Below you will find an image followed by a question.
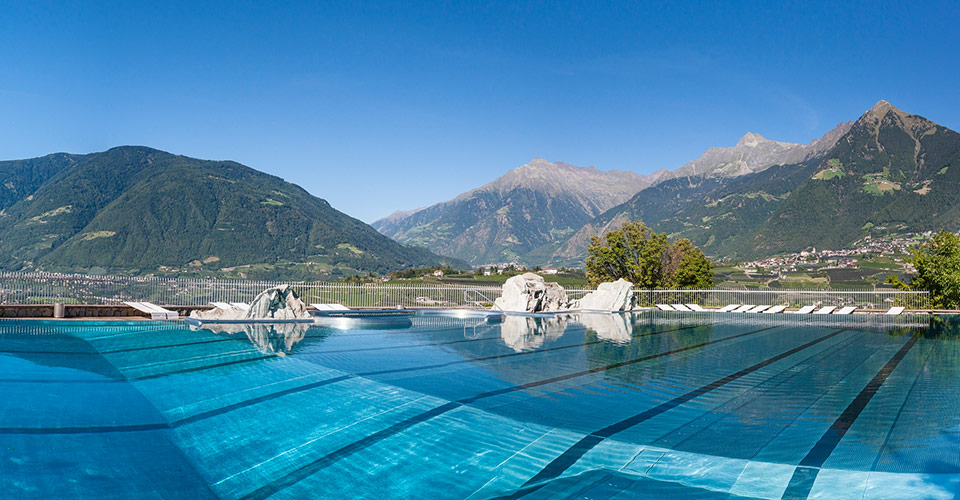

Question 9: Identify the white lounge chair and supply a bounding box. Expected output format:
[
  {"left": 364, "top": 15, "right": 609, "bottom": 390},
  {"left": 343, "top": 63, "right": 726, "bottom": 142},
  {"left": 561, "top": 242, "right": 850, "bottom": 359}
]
[
  {"left": 655, "top": 304, "right": 675, "bottom": 311},
  {"left": 718, "top": 304, "right": 740, "bottom": 312},
  {"left": 124, "top": 301, "right": 178, "bottom": 320},
  {"left": 210, "top": 301, "right": 232, "bottom": 309},
  {"left": 733, "top": 304, "right": 756, "bottom": 313},
  {"left": 764, "top": 305, "right": 788, "bottom": 314},
  {"left": 834, "top": 306, "right": 856, "bottom": 315},
  {"left": 813, "top": 306, "right": 837, "bottom": 315},
  {"left": 686, "top": 304, "right": 707, "bottom": 312},
  {"left": 885, "top": 306, "right": 905, "bottom": 315},
  {"left": 746, "top": 305, "right": 771, "bottom": 313},
  {"left": 311, "top": 303, "right": 351, "bottom": 311},
  {"left": 230, "top": 302, "right": 251, "bottom": 311},
  {"left": 791, "top": 305, "right": 817, "bottom": 314},
  {"left": 671, "top": 304, "right": 692, "bottom": 312}
]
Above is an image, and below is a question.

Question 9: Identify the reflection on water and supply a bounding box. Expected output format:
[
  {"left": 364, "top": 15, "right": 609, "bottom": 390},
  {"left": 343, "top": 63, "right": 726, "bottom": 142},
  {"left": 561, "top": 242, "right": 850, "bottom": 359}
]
[
  {"left": 500, "top": 315, "right": 568, "bottom": 351},
  {"left": 189, "top": 322, "right": 311, "bottom": 356},
  {"left": 571, "top": 312, "right": 637, "bottom": 344}
]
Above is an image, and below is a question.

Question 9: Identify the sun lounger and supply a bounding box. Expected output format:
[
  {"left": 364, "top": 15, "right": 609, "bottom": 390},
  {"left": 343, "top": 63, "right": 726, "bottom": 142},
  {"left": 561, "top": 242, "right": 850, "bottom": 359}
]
[
  {"left": 655, "top": 304, "right": 675, "bottom": 311},
  {"left": 746, "top": 305, "right": 771, "bottom": 313},
  {"left": 686, "top": 304, "right": 707, "bottom": 312},
  {"left": 791, "top": 305, "right": 817, "bottom": 314},
  {"left": 834, "top": 306, "right": 856, "bottom": 315},
  {"left": 124, "top": 301, "right": 178, "bottom": 320},
  {"left": 671, "top": 304, "right": 692, "bottom": 311},
  {"left": 764, "top": 305, "right": 788, "bottom": 314},
  {"left": 718, "top": 304, "right": 740, "bottom": 312},
  {"left": 311, "top": 303, "right": 350, "bottom": 311},
  {"left": 733, "top": 304, "right": 756, "bottom": 313},
  {"left": 813, "top": 306, "right": 837, "bottom": 315},
  {"left": 885, "top": 306, "right": 905, "bottom": 315},
  {"left": 230, "top": 302, "right": 250, "bottom": 311}
]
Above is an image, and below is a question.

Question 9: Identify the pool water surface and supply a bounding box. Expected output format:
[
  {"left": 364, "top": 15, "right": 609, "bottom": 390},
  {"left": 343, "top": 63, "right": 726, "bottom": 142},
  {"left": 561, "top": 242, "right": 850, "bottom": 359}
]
[{"left": 1, "top": 311, "right": 959, "bottom": 499}]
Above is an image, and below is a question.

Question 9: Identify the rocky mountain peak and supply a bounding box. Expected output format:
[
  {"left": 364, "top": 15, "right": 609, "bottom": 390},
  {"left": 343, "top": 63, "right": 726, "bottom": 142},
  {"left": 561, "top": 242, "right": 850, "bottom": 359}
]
[
  {"left": 860, "top": 100, "right": 901, "bottom": 121},
  {"left": 856, "top": 99, "right": 936, "bottom": 139},
  {"left": 870, "top": 99, "right": 894, "bottom": 113},
  {"left": 736, "top": 132, "right": 767, "bottom": 148}
]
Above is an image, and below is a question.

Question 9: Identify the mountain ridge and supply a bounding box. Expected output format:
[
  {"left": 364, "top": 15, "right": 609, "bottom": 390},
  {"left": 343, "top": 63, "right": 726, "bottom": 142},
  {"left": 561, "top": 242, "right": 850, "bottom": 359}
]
[
  {"left": 548, "top": 100, "right": 960, "bottom": 265},
  {"left": 375, "top": 114, "right": 856, "bottom": 265},
  {"left": 0, "top": 146, "right": 463, "bottom": 278},
  {"left": 372, "top": 158, "right": 656, "bottom": 264}
]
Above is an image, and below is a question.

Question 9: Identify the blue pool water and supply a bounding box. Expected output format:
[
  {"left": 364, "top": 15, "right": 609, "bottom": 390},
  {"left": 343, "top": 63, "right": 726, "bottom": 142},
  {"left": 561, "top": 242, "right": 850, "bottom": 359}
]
[{"left": 1, "top": 311, "right": 959, "bottom": 499}]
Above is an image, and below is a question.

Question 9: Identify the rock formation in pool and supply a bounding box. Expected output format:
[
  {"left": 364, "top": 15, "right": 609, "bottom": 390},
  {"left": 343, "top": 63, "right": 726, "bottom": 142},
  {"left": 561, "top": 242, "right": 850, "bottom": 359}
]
[
  {"left": 493, "top": 273, "right": 635, "bottom": 313},
  {"left": 494, "top": 273, "right": 568, "bottom": 313},
  {"left": 189, "top": 284, "right": 311, "bottom": 321},
  {"left": 570, "top": 279, "right": 634, "bottom": 311}
]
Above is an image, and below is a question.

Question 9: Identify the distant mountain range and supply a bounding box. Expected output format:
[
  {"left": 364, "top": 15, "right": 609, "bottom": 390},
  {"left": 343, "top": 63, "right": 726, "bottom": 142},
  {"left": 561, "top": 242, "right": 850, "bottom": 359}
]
[
  {"left": 0, "top": 147, "right": 463, "bottom": 278},
  {"left": 4, "top": 101, "right": 954, "bottom": 278},
  {"left": 373, "top": 159, "right": 659, "bottom": 264},
  {"left": 376, "top": 101, "right": 960, "bottom": 267}
]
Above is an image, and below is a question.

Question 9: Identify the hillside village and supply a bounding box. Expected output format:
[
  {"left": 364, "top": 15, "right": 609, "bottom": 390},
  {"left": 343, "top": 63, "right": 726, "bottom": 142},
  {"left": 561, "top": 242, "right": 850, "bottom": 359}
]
[{"left": 740, "top": 232, "right": 926, "bottom": 279}]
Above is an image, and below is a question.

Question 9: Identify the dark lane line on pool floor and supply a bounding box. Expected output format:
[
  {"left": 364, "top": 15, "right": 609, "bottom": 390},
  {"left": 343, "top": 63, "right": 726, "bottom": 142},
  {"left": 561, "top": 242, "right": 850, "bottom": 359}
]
[
  {"left": 661, "top": 330, "right": 867, "bottom": 453},
  {"left": 131, "top": 320, "right": 705, "bottom": 380},
  {"left": 0, "top": 422, "right": 168, "bottom": 435},
  {"left": 2, "top": 323, "right": 503, "bottom": 355},
  {"left": 167, "top": 323, "right": 705, "bottom": 427},
  {"left": 504, "top": 328, "right": 852, "bottom": 499},
  {"left": 238, "top": 323, "right": 786, "bottom": 500},
  {"left": 99, "top": 323, "right": 514, "bottom": 354},
  {"left": 869, "top": 338, "right": 937, "bottom": 472},
  {"left": 0, "top": 322, "right": 708, "bottom": 434},
  {"left": 780, "top": 330, "right": 921, "bottom": 500}
]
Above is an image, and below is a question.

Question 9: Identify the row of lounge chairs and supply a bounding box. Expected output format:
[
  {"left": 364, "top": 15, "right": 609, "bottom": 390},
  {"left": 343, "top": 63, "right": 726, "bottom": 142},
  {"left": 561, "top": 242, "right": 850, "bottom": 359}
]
[
  {"left": 655, "top": 304, "right": 906, "bottom": 315},
  {"left": 311, "top": 303, "right": 351, "bottom": 311},
  {"left": 124, "top": 301, "right": 179, "bottom": 319}
]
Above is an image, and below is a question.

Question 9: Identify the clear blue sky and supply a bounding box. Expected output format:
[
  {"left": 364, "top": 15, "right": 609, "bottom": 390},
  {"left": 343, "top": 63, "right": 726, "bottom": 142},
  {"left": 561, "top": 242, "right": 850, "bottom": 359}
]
[{"left": 2, "top": 1, "right": 958, "bottom": 222}]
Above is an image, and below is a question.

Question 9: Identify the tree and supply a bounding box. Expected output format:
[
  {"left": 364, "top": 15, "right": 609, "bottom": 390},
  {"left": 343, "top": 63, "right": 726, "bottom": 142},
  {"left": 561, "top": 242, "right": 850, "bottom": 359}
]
[
  {"left": 585, "top": 221, "right": 714, "bottom": 288},
  {"left": 887, "top": 230, "right": 960, "bottom": 309}
]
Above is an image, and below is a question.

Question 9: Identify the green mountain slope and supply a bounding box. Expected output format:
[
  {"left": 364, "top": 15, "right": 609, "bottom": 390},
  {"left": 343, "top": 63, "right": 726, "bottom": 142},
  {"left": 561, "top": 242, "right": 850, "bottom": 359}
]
[
  {"left": 739, "top": 101, "right": 960, "bottom": 257},
  {"left": 0, "top": 146, "right": 462, "bottom": 277},
  {"left": 551, "top": 101, "right": 960, "bottom": 264},
  {"left": 0, "top": 153, "right": 78, "bottom": 211}
]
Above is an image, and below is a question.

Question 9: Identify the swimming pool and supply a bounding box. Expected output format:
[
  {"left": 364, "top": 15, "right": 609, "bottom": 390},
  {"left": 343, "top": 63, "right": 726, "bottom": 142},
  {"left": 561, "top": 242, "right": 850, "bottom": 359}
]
[{"left": 1, "top": 311, "right": 958, "bottom": 499}]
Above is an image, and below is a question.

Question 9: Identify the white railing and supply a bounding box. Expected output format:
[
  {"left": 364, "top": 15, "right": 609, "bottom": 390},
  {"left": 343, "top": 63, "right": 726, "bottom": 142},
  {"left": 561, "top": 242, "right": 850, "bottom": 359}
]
[
  {"left": 0, "top": 271, "right": 931, "bottom": 310},
  {"left": 0, "top": 271, "right": 505, "bottom": 309}
]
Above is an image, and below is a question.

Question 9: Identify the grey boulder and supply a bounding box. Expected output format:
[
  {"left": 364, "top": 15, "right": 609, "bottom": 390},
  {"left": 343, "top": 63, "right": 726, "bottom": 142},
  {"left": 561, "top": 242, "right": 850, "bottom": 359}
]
[
  {"left": 493, "top": 272, "right": 568, "bottom": 313},
  {"left": 571, "top": 279, "right": 634, "bottom": 311}
]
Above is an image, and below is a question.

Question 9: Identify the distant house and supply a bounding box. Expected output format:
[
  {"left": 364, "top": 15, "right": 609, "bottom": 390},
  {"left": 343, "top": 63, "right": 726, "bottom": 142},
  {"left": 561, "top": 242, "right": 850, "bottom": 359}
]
[
  {"left": 483, "top": 269, "right": 492, "bottom": 276},
  {"left": 540, "top": 267, "right": 558, "bottom": 275},
  {"left": 433, "top": 269, "right": 444, "bottom": 277}
]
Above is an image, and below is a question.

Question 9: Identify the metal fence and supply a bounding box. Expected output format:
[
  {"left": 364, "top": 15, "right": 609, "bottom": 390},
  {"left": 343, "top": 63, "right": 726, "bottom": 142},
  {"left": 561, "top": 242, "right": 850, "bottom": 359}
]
[
  {"left": 0, "top": 271, "right": 511, "bottom": 308},
  {"left": 0, "top": 271, "right": 931, "bottom": 310},
  {"left": 634, "top": 289, "right": 930, "bottom": 310}
]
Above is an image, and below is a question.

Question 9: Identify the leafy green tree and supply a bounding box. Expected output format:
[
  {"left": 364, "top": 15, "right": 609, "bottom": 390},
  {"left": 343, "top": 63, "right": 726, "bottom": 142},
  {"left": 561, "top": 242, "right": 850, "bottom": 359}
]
[
  {"left": 585, "top": 221, "right": 714, "bottom": 288},
  {"left": 888, "top": 230, "right": 960, "bottom": 309}
]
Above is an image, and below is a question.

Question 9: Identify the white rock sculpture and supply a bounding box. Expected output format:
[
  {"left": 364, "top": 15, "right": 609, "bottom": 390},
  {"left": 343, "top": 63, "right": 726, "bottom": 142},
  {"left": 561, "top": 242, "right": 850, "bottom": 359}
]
[
  {"left": 493, "top": 272, "right": 568, "bottom": 313},
  {"left": 189, "top": 284, "right": 310, "bottom": 321},
  {"left": 571, "top": 279, "right": 634, "bottom": 311},
  {"left": 244, "top": 284, "right": 310, "bottom": 320}
]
